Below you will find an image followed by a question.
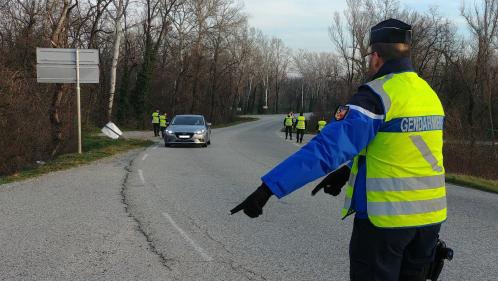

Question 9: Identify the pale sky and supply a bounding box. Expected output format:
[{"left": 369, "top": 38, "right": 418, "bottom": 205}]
[{"left": 241, "top": 0, "right": 465, "bottom": 52}]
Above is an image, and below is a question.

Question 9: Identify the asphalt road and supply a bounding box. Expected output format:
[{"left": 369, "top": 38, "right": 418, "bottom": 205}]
[{"left": 1, "top": 115, "right": 497, "bottom": 280}]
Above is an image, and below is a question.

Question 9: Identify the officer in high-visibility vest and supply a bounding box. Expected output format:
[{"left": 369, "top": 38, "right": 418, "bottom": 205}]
[
  {"left": 317, "top": 118, "right": 327, "bottom": 132},
  {"left": 283, "top": 113, "right": 294, "bottom": 140},
  {"left": 159, "top": 113, "right": 168, "bottom": 138},
  {"left": 232, "top": 19, "right": 447, "bottom": 281},
  {"left": 295, "top": 112, "right": 306, "bottom": 143},
  {"left": 151, "top": 109, "right": 160, "bottom": 137}
]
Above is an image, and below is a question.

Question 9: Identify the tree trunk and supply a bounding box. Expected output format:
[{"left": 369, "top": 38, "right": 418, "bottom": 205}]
[
  {"left": 208, "top": 41, "right": 220, "bottom": 121},
  {"left": 50, "top": 84, "right": 65, "bottom": 157},
  {"left": 48, "top": 0, "right": 73, "bottom": 156},
  {"left": 190, "top": 54, "right": 202, "bottom": 113},
  {"left": 107, "top": 0, "right": 125, "bottom": 122}
]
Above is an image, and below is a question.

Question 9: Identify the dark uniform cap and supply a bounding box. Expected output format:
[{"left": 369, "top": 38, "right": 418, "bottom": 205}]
[{"left": 369, "top": 18, "right": 412, "bottom": 45}]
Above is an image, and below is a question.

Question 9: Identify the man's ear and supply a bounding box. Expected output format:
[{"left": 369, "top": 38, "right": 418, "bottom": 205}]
[{"left": 374, "top": 54, "right": 384, "bottom": 69}]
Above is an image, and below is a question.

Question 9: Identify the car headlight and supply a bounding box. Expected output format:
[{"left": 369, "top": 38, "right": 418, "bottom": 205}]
[
  {"left": 166, "top": 130, "right": 174, "bottom": 134},
  {"left": 195, "top": 129, "right": 206, "bottom": 134}
]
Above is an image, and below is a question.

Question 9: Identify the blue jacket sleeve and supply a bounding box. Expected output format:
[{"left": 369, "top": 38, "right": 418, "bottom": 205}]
[{"left": 261, "top": 91, "right": 385, "bottom": 198}]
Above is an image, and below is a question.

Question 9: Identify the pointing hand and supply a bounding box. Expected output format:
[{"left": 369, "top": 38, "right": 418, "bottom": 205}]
[{"left": 231, "top": 184, "right": 273, "bottom": 218}]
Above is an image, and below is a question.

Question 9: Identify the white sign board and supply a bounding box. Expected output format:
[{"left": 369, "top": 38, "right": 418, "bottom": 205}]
[
  {"left": 37, "top": 48, "right": 99, "bottom": 65},
  {"left": 37, "top": 64, "right": 99, "bottom": 83},
  {"left": 36, "top": 48, "right": 99, "bottom": 83},
  {"left": 101, "top": 122, "right": 123, "bottom": 140},
  {"left": 36, "top": 47, "right": 100, "bottom": 154}
]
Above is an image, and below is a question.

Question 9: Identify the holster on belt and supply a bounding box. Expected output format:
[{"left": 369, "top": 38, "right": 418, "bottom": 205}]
[{"left": 426, "top": 239, "right": 454, "bottom": 281}]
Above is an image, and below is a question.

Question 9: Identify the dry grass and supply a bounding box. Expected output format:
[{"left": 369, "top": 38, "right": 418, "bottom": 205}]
[
  {"left": 446, "top": 173, "right": 498, "bottom": 194},
  {"left": 0, "top": 135, "right": 153, "bottom": 185}
]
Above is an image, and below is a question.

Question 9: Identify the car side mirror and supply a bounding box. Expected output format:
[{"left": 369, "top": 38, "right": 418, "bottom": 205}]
[{"left": 207, "top": 122, "right": 212, "bottom": 127}]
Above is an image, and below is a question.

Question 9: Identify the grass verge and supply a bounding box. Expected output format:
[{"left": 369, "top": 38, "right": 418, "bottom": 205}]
[
  {"left": 0, "top": 135, "right": 153, "bottom": 185},
  {"left": 446, "top": 173, "right": 498, "bottom": 194},
  {"left": 211, "top": 116, "right": 258, "bottom": 129}
]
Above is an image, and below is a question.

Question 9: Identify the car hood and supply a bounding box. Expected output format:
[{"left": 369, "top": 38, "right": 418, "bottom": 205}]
[{"left": 167, "top": 125, "right": 206, "bottom": 133}]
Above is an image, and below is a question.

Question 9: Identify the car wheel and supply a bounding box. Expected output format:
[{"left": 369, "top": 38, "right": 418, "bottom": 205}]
[
  {"left": 207, "top": 140, "right": 211, "bottom": 145},
  {"left": 202, "top": 143, "right": 208, "bottom": 148},
  {"left": 164, "top": 142, "right": 170, "bottom": 147}
]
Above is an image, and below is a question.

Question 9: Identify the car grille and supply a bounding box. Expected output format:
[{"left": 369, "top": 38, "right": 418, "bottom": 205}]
[{"left": 174, "top": 132, "right": 194, "bottom": 139}]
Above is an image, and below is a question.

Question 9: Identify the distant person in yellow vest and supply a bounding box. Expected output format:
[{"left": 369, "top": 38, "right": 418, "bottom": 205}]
[
  {"left": 231, "top": 18, "right": 451, "bottom": 281},
  {"left": 295, "top": 112, "right": 306, "bottom": 143},
  {"left": 159, "top": 113, "right": 168, "bottom": 138},
  {"left": 152, "top": 109, "right": 160, "bottom": 137},
  {"left": 317, "top": 118, "right": 327, "bottom": 132},
  {"left": 283, "top": 113, "right": 294, "bottom": 140}
]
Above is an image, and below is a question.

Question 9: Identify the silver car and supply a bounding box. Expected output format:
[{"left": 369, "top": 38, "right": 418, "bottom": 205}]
[{"left": 163, "top": 115, "right": 211, "bottom": 147}]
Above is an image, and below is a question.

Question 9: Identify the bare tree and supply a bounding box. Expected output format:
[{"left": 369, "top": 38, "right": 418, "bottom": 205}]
[
  {"left": 46, "top": 0, "right": 78, "bottom": 157},
  {"left": 461, "top": 0, "right": 498, "bottom": 157},
  {"left": 106, "top": 0, "right": 129, "bottom": 121}
]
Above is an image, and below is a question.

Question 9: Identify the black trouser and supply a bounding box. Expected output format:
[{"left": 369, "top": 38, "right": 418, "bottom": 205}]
[
  {"left": 296, "top": 129, "right": 304, "bottom": 143},
  {"left": 285, "top": 126, "right": 293, "bottom": 139},
  {"left": 153, "top": 123, "right": 160, "bottom": 136},
  {"left": 160, "top": 126, "right": 167, "bottom": 138},
  {"left": 350, "top": 218, "right": 441, "bottom": 281}
]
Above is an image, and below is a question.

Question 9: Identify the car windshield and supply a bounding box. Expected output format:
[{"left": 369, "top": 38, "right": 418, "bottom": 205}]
[{"left": 172, "top": 116, "right": 204, "bottom": 126}]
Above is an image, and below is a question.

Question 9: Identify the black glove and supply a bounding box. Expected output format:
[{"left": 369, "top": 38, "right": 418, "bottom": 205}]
[
  {"left": 311, "top": 165, "right": 350, "bottom": 196},
  {"left": 230, "top": 183, "right": 273, "bottom": 218}
]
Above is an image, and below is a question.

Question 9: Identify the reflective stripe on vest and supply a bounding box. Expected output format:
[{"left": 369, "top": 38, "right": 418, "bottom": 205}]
[
  {"left": 342, "top": 72, "right": 446, "bottom": 228},
  {"left": 318, "top": 120, "right": 326, "bottom": 131},
  {"left": 285, "top": 116, "right": 293, "bottom": 126},
  {"left": 368, "top": 197, "right": 446, "bottom": 216},
  {"left": 152, "top": 112, "right": 160, "bottom": 123},
  {"left": 296, "top": 116, "right": 306, "bottom": 129}
]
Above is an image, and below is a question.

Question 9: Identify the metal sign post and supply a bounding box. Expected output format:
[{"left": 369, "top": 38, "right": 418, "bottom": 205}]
[
  {"left": 36, "top": 48, "right": 99, "bottom": 154},
  {"left": 75, "top": 49, "right": 82, "bottom": 154},
  {"left": 301, "top": 83, "right": 304, "bottom": 112},
  {"left": 263, "top": 75, "right": 268, "bottom": 110}
]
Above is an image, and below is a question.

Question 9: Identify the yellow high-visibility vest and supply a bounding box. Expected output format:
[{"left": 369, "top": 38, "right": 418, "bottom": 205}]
[
  {"left": 296, "top": 116, "right": 306, "bottom": 130},
  {"left": 318, "top": 120, "right": 327, "bottom": 131},
  {"left": 342, "top": 72, "right": 446, "bottom": 228},
  {"left": 152, "top": 112, "right": 160, "bottom": 124},
  {"left": 285, "top": 116, "right": 293, "bottom": 126},
  {"left": 159, "top": 114, "right": 167, "bottom": 127}
]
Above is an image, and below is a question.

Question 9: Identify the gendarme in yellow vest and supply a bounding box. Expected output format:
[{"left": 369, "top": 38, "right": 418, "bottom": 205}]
[
  {"left": 152, "top": 112, "right": 160, "bottom": 124},
  {"left": 342, "top": 72, "right": 446, "bottom": 228},
  {"left": 285, "top": 116, "right": 293, "bottom": 126},
  {"left": 159, "top": 114, "right": 167, "bottom": 127},
  {"left": 318, "top": 120, "right": 327, "bottom": 131},
  {"left": 296, "top": 116, "right": 306, "bottom": 130}
]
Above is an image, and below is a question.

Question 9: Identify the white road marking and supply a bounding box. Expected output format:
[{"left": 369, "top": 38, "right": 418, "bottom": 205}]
[
  {"left": 138, "top": 169, "right": 145, "bottom": 184},
  {"left": 142, "top": 154, "right": 149, "bottom": 161},
  {"left": 152, "top": 145, "right": 158, "bottom": 150},
  {"left": 161, "top": 212, "right": 213, "bottom": 262}
]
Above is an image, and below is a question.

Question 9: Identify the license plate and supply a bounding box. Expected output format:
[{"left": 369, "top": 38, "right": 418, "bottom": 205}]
[{"left": 178, "top": 135, "right": 190, "bottom": 139}]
